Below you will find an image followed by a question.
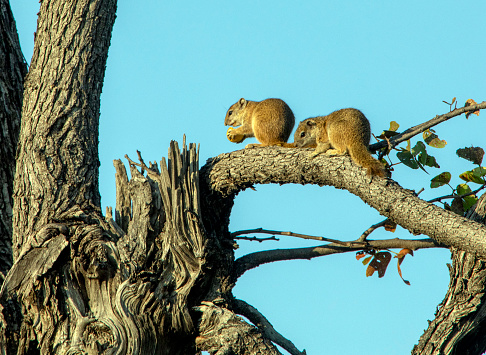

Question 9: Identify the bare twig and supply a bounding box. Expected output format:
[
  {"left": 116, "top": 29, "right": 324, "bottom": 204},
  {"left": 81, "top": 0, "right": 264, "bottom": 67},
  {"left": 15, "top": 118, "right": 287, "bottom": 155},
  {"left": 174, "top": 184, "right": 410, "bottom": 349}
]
[
  {"left": 358, "top": 219, "right": 388, "bottom": 241},
  {"left": 428, "top": 184, "right": 486, "bottom": 204},
  {"left": 369, "top": 101, "right": 486, "bottom": 153},
  {"left": 233, "top": 299, "right": 306, "bottom": 355},
  {"left": 231, "top": 228, "right": 367, "bottom": 248},
  {"left": 235, "top": 236, "right": 280, "bottom": 242},
  {"left": 232, "top": 238, "right": 444, "bottom": 281}
]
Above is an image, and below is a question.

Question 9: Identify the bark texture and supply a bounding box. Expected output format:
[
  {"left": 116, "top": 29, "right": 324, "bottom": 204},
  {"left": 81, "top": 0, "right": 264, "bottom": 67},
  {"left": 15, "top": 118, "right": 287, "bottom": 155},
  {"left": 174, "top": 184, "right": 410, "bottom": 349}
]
[
  {"left": 3, "top": 0, "right": 486, "bottom": 354},
  {"left": 0, "top": 1, "right": 28, "bottom": 353},
  {"left": 200, "top": 147, "right": 486, "bottom": 259},
  {"left": 0, "top": 0, "right": 26, "bottom": 277},
  {"left": 12, "top": 0, "right": 115, "bottom": 257},
  {"left": 5, "top": 0, "right": 118, "bottom": 353},
  {"left": 413, "top": 194, "right": 486, "bottom": 355}
]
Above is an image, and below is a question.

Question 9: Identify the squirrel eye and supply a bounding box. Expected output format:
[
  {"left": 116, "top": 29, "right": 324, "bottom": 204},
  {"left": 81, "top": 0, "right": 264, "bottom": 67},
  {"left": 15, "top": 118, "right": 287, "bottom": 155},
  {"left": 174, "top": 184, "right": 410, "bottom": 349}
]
[
  {"left": 228, "top": 110, "right": 233, "bottom": 116},
  {"left": 300, "top": 132, "right": 305, "bottom": 138}
]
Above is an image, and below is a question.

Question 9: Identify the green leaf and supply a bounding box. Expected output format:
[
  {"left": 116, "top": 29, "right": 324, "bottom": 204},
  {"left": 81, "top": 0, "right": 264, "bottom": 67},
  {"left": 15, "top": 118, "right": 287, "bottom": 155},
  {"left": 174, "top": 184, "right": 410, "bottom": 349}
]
[
  {"left": 459, "top": 171, "right": 485, "bottom": 184},
  {"left": 456, "top": 183, "right": 472, "bottom": 196},
  {"left": 423, "top": 129, "right": 447, "bottom": 148},
  {"left": 463, "top": 195, "right": 478, "bottom": 211},
  {"left": 397, "top": 150, "right": 419, "bottom": 169},
  {"left": 419, "top": 153, "right": 440, "bottom": 168},
  {"left": 411, "top": 141, "right": 426, "bottom": 157},
  {"left": 430, "top": 172, "right": 451, "bottom": 188},
  {"left": 472, "top": 167, "right": 486, "bottom": 178}
]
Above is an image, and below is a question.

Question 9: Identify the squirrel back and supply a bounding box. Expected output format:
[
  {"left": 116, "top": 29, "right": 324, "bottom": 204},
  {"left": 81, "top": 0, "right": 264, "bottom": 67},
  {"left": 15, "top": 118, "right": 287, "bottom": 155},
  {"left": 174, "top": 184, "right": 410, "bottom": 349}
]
[
  {"left": 294, "top": 108, "right": 385, "bottom": 177},
  {"left": 225, "top": 98, "right": 295, "bottom": 148}
]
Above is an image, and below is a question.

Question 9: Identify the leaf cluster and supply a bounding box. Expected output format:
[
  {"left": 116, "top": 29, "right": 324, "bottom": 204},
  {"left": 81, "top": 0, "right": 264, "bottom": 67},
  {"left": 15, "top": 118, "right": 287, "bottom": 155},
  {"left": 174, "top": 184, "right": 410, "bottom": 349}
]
[
  {"left": 377, "top": 98, "right": 484, "bottom": 216},
  {"left": 356, "top": 248, "right": 413, "bottom": 285}
]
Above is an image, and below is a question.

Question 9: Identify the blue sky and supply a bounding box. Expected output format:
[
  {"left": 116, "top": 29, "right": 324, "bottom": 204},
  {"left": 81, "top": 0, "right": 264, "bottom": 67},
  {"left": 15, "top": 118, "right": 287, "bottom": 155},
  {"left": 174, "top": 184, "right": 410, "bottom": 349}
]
[{"left": 12, "top": 1, "right": 486, "bottom": 354}]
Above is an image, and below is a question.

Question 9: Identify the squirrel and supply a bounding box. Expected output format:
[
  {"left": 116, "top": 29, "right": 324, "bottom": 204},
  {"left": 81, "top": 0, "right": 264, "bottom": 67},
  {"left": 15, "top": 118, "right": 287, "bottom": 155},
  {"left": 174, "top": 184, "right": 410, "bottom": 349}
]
[
  {"left": 225, "top": 98, "right": 295, "bottom": 148},
  {"left": 293, "top": 108, "right": 385, "bottom": 177}
]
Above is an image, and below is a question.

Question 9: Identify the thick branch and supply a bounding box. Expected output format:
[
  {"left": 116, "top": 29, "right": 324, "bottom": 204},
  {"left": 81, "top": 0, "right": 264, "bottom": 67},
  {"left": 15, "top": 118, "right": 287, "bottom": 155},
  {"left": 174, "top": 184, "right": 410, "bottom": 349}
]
[
  {"left": 202, "top": 147, "right": 486, "bottom": 259},
  {"left": 233, "top": 298, "right": 306, "bottom": 355},
  {"left": 369, "top": 101, "right": 486, "bottom": 152},
  {"left": 196, "top": 301, "right": 282, "bottom": 355},
  {"left": 232, "top": 238, "right": 441, "bottom": 281}
]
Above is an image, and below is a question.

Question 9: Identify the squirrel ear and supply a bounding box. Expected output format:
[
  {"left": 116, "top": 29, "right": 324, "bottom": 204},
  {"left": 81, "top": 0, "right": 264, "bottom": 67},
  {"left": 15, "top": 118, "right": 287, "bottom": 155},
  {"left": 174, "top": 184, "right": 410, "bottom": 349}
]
[
  {"left": 306, "top": 119, "right": 317, "bottom": 127},
  {"left": 238, "top": 98, "right": 247, "bottom": 106}
]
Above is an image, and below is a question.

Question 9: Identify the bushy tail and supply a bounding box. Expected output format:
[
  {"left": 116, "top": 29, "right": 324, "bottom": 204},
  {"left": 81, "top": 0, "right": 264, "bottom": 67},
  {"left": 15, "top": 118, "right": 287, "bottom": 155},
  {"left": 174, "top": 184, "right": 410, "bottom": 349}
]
[{"left": 349, "top": 143, "right": 385, "bottom": 177}]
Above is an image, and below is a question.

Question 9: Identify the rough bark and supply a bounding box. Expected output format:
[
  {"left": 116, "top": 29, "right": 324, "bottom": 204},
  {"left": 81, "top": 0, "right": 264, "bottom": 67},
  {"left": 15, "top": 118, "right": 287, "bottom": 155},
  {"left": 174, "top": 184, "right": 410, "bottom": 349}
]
[
  {"left": 200, "top": 147, "right": 486, "bottom": 259},
  {"left": 12, "top": 0, "right": 115, "bottom": 256},
  {"left": 5, "top": 0, "right": 118, "bottom": 353},
  {"left": 0, "top": 1, "right": 28, "bottom": 353},
  {"left": 413, "top": 193, "right": 486, "bottom": 355},
  {"left": 3, "top": 0, "right": 486, "bottom": 354},
  {"left": 0, "top": 0, "right": 26, "bottom": 278}
]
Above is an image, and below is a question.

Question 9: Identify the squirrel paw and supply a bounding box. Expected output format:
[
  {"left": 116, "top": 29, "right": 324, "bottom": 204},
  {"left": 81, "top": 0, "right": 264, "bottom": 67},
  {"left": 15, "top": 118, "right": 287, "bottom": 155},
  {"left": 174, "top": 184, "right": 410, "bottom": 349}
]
[
  {"left": 325, "top": 149, "right": 341, "bottom": 156},
  {"left": 226, "top": 127, "right": 245, "bottom": 143}
]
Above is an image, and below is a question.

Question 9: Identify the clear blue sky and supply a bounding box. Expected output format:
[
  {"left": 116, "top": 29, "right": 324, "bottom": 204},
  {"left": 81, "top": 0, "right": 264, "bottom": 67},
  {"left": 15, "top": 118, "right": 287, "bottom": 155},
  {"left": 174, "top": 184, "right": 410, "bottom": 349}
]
[{"left": 12, "top": 1, "right": 486, "bottom": 354}]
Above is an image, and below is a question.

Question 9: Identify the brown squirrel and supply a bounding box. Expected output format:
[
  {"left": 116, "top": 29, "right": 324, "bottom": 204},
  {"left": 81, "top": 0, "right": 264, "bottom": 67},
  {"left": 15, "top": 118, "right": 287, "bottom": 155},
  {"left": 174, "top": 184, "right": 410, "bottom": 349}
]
[
  {"left": 294, "top": 108, "right": 385, "bottom": 177},
  {"left": 225, "top": 98, "right": 295, "bottom": 148}
]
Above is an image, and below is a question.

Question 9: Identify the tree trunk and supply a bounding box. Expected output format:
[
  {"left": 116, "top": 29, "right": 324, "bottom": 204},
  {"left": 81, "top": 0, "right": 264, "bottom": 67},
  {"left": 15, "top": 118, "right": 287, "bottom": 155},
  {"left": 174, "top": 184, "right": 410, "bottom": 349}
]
[
  {"left": 413, "top": 194, "right": 486, "bottom": 355},
  {"left": 0, "top": 0, "right": 26, "bottom": 278},
  {"left": 0, "top": 1, "right": 28, "bottom": 353},
  {"left": 2, "top": 1, "right": 486, "bottom": 354}
]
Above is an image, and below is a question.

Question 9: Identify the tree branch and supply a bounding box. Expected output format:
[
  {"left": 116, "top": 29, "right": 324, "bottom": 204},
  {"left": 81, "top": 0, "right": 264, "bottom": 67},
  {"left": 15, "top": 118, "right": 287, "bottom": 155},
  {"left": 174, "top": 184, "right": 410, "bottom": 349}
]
[
  {"left": 201, "top": 147, "right": 486, "bottom": 260},
  {"left": 428, "top": 183, "right": 486, "bottom": 204},
  {"left": 232, "top": 238, "right": 442, "bottom": 281},
  {"left": 233, "top": 298, "right": 306, "bottom": 355},
  {"left": 358, "top": 219, "right": 389, "bottom": 241},
  {"left": 195, "top": 301, "right": 281, "bottom": 355},
  {"left": 369, "top": 101, "right": 486, "bottom": 152},
  {"left": 231, "top": 228, "right": 366, "bottom": 247}
]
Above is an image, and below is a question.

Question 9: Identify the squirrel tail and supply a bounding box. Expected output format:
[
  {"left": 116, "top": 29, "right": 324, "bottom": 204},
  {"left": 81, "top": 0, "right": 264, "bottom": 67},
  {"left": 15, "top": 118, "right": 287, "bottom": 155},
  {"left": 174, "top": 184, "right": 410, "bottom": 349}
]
[{"left": 349, "top": 144, "right": 385, "bottom": 177}]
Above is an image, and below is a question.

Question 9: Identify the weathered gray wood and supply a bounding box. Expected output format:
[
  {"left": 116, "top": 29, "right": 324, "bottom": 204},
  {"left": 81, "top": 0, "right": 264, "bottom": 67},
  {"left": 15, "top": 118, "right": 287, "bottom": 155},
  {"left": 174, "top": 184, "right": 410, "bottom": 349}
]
[
  {"left": 114, "top": 159, "right": 131, "bottom": 233},
  {"left": 3, "top": 0, "right": 486, "bottom": 353}
]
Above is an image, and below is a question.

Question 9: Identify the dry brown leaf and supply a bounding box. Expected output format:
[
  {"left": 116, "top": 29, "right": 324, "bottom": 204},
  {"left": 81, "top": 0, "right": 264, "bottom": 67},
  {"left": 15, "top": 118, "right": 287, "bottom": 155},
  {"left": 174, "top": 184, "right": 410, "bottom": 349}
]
[
  {"left": 465, "top": 99, "right": 480, "bottom": 119},
  {"left": 384, "top": 219, "right": 397, "bottom": 232},
  {"left": 367, "top": 252, "right": 392, "bottom": 278},
  {"left": 395, "top": 248, "right": 413, "bottom": 285}
]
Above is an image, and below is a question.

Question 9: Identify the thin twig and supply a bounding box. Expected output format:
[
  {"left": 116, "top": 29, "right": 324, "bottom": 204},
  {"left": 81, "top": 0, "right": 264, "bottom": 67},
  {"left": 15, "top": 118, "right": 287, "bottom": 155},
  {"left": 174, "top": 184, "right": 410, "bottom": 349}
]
[
  {"left": 369, "top": 101, "right": 486, "bottom": 153},
  {"left": 230, "top": 228, "right": 367, "bottom": 248},
  {"left": 234, "top": 236, "right": 279, "bottom": 242},
  {"left": 358, "top": 219, "right": 388, "bottom": 242},
  {"left": 428, "top": 184, "right": 486, "bottom": 204}
]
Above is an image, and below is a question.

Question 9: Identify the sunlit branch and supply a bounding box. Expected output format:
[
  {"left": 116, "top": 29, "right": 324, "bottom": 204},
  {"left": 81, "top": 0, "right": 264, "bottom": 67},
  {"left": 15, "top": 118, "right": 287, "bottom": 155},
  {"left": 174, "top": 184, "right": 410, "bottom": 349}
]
[{"left": 370, "top": 101, "right": 486, "bottom": 152}]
